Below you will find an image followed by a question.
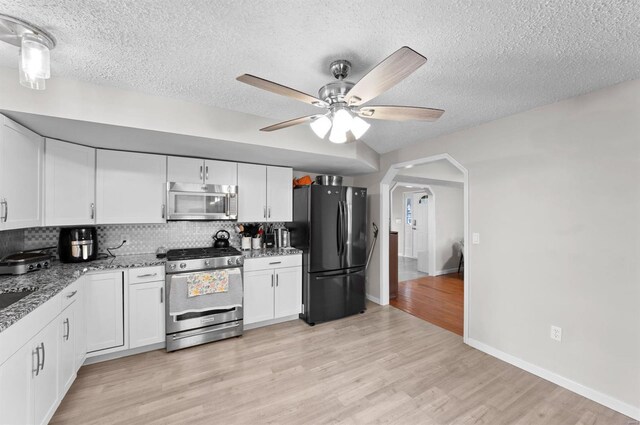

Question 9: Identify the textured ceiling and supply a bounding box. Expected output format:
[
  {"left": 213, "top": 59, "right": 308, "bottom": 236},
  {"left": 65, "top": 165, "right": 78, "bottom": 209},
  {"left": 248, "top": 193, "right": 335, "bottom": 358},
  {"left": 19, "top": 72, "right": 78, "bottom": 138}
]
[{"left": 0, "top": 1, "right": 639, "bottom": 154}]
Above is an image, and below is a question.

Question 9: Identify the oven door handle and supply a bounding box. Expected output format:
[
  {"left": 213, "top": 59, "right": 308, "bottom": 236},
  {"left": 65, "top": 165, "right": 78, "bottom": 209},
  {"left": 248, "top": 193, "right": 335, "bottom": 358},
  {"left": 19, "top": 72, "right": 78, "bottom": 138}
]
[{"left": 170, "top": 321, "right": 241, "bottom": 341}]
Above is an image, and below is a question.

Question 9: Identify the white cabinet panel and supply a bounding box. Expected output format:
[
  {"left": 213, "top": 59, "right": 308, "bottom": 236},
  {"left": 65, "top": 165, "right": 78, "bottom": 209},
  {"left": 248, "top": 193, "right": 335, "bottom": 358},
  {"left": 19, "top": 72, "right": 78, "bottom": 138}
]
[
  {"left": 167, "top": 156, "right": 204, "bottom": 184},
  {"left": 205, "top": 159, "right": 237, "bottom": 185},
  {"left": 274, "top": 266, "right": 302, "bottom": 318},
  {"left": 244, "top": 269, "right": 275, "bottom": 325},
  {"left": 266, "top": 166, "right": 292, "bottom": 222},
  {"left": 32, "top": 319, "right": 59, "bottom": 425},
  {"left": 237, "top": 163, "right": 267, "bottom": 222},
  {"left": 85, "top": 272, "right": 125, "bottom": 353},
  {"left": 96, "top": 150, "right": 166, "bottom": 224},
  {"left": 0, "top": 116, "right": 43, "bottom": 230},
  {"left": 129, "top": 281, "right": 165, "bottom": 349},
  {"left": 58, "top": 302, "right": 76, "bottom": 395},
  {"left": 0, "top": 342, "right": 32, "bottom": 425},
  {"left": 45, "top": 139, "right": 95, "bottom": 226}
]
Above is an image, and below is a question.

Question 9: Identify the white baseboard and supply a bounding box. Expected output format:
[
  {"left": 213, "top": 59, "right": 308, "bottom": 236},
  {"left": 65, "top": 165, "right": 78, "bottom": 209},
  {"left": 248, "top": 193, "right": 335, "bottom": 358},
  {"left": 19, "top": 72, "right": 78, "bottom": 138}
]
[
  {"left": 435, "top": 267, "right": 459, "bottom": 276},
  {"left": 244, "top": 314, "right": 300, "bottom": 330},
  {"left": 84, "top": 342, "right": 165, "bottom": 365},
  {"left": 466, "top": 338, "right": 640, "bottom": 421},
  {"left": 366, "top": 294, "right": 381, "bottom": 305}
]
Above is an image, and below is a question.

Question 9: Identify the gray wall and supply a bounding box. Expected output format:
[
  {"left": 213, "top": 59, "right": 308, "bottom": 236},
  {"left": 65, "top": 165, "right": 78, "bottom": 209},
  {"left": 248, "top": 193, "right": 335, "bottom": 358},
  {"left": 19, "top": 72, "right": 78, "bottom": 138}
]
[{"left": 354, "top": 79, "right": 640, "bottom": 412}]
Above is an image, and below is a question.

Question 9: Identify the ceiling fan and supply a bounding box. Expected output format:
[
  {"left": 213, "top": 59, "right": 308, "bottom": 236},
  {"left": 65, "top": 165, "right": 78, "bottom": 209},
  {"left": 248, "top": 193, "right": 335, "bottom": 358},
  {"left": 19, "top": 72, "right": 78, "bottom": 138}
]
[{"left": 236, "top": 46, "right": 444, "bottom": 144}]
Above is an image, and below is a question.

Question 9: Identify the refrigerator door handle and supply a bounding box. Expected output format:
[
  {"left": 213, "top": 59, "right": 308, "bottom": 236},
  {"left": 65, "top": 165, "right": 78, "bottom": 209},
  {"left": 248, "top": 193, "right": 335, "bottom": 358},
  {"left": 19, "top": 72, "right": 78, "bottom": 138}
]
[
  {"left": 343, "top": 201, "right": 349, "bottom": 256},
  {"left": 336, "top": 201, "right": 343, "bottom": 256}
]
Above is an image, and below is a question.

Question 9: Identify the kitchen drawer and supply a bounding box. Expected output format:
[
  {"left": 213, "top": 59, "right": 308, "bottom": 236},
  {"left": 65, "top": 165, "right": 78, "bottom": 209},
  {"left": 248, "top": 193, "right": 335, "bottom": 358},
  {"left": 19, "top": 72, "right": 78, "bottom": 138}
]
[
  {"left": 129, "top": 266, "right": 164, "bottom": 284},
  {"left": 61, "top": 278, "right": 82, "bottom": 310},
  {"left": 243, "top": 254, "right": 302, "bottom": 272}
]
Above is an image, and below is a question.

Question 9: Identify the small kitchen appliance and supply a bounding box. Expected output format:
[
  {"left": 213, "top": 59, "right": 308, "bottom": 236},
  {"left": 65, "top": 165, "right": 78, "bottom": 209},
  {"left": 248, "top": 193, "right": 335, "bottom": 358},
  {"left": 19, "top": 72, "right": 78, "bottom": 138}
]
[
  {"left": 212, "top": 230, "right": 231, "bottom": 248},
  {"left": 58, "top": 227, "right": 97, "bottom": 263},
  {"left": 0, "top": 252, "right": 51, "bottom": 275},
  {"left": 167, "top": 182, "right": 238, "bottom": 221},
  {"left": 275, "top": 228, "right": 290, "bottom": 248}
]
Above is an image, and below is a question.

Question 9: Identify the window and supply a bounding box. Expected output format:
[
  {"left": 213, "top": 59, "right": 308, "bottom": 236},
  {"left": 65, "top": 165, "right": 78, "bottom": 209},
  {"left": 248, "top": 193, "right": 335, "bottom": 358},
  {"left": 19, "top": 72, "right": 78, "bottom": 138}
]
[{"left": 406, "top": 197, "right": 412, "bottom": 225}]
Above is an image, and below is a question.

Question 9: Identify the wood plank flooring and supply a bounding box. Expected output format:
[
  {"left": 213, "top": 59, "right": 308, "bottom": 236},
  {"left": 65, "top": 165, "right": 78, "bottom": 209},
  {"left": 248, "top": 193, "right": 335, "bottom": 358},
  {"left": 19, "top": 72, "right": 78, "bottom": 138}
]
[
  {"left": 391, "top": 273, "right": 464, "bottom": 336},
  {"left": 51, "top": 303, "right": 632, "bottom": 424}
]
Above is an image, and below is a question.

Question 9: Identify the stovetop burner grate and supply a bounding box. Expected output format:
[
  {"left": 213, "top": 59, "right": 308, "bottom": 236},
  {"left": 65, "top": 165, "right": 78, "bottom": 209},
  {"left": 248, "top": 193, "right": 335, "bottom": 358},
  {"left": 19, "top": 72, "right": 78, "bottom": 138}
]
[{"left": 166, "top": 246, "right": 241, "bottom": 261}]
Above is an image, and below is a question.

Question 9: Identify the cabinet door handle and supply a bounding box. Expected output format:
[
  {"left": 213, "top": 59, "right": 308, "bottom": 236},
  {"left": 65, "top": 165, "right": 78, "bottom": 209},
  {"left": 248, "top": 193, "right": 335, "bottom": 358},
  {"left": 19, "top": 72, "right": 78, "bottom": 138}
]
[
  {"left": 200, "top": 165, "right": 203, "bottom": 180},
  {"left": 39, "top": 342, "right": 45, "bottom": 372},
  {"left": 63, "top": 318, "right": 70, "bottom": 341},
  {"left": 263, "top": 206, "right": 267, "bottom": 219},
  {"left": 271, "top": 274, "right": 274, "bottom": 287},
  {"left": 66, "top": 290, "right": 77, "bottom": 299},
  {"left": 276, "top": 274, "right": 279, "bottom": 287},
  {"left": 161, "top": 204, "right": 166, "bottom": 219},
  {"left": 205, "top": 166, "right": 209, "bottom": 180},
  {"left": 160, "top": 287, "right": 164, "bottom": 303},
  {"left": 90, "top": 202, "right": 95, "bottom": 220},
  {"left": 268, "top": 206, "right": 271, "bottom": 218},
  {"left": 137, "top": 273, "right": 158, "bottom": 278},
  {"left": 32, "top": 346, "right": 40, "bottom": 377},
  {"left": 1, "top": 198, "right": 7, "bottom": 222}
]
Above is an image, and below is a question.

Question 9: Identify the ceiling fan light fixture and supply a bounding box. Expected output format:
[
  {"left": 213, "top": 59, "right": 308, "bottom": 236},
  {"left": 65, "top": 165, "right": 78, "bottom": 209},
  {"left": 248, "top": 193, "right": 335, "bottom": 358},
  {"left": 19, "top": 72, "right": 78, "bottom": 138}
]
[
  {"left": 20, "top": 33, "right": 50, "bottom": 79},
  {"left": 328, "top": 125, "right": 347, "bottom": 144},
  {"left": 332, "top": 107, "right": 353, "bottom": 135},
  {"left": 310, "top": 115, "right": 332, "bottom": 138},
  {"left": 350, "top": 116, "right": 370, "bottom": 139},
  {"left": 18, "top": 52, "right": 46, "bottom": 90}
]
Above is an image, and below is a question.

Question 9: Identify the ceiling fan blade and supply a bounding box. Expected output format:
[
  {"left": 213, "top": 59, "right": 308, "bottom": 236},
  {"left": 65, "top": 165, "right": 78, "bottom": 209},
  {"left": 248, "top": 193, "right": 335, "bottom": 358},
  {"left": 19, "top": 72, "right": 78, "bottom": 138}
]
[
  {"left": 237, "top": 74, "right": 328, "bottom": 107},
  {"left": 346, "top": 46, "right": 427, "bottom": 107},
  {"left": 357, "top": 105, "right": 444, "bottom": 122},
  {"left": 260, "top": 114, "right": 319, "bottom": 132}
]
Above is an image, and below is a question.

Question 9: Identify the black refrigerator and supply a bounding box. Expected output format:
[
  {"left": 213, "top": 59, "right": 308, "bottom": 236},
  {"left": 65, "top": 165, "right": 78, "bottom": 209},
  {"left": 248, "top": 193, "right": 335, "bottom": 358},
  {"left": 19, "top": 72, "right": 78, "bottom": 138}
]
[{"left": 291, "top": 185, "right": 367, "bottom": 325}]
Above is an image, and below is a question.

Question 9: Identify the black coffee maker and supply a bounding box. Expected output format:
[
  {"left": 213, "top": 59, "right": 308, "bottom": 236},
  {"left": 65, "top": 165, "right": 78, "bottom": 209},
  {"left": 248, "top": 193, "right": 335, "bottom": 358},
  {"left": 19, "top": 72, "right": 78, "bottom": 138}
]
[{"left": 58, "top": 227, "right": 98, "bottom": 263}]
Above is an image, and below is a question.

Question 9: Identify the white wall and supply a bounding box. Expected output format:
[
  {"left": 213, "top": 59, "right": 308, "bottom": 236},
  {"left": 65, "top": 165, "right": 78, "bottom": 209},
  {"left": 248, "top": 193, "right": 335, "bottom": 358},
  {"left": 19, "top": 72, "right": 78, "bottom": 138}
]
[
  {"left": 354, "top": 79, "right": 640, "bottom": 416},
  {"left": 431, "top": 184, "right": 463, "bottom": 273}
]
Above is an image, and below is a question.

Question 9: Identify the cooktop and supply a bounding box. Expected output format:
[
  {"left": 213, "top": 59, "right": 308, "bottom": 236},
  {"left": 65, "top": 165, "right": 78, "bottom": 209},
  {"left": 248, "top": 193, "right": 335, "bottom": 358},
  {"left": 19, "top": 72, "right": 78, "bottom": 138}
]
[{"left": 166, "top": 246, "right": 241, "bottom": 261}]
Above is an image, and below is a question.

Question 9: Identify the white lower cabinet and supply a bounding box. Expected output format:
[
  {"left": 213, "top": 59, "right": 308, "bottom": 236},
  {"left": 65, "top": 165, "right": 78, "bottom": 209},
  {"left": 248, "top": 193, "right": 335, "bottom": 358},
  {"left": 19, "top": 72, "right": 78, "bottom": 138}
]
[
  {"left": 244, "top": 256, "right": 302, "bottom": 326},
  {"left": 0, "top": 339, "right": 33, "bottom": 424},
  {"left": 129, "top": 280, "right": 165, "bottom": 349},
  {"left": 32, "top": 320, "right": 59, "bottom": 425},
  {"left": 85, "top": 271, "right": 125, "bottom": 354}
]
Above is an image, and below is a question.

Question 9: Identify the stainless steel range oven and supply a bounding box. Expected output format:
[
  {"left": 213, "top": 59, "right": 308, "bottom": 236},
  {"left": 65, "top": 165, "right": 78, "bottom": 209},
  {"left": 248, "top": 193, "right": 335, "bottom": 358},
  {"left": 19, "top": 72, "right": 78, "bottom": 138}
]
[{"left": 165, "top": 247, "right": 244, "bottom": 352}]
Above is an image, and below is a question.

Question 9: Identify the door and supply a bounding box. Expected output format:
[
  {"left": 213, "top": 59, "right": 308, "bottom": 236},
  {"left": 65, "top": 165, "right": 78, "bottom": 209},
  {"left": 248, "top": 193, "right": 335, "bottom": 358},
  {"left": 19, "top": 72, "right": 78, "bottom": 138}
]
[
  {"left": 44, "top": 139, "right": 96, "bottom": 226},
  {"left": 32, "top": 319, "right": 59, "bottom": 425},
  {"left": 129, "top": 281, "right": 165, "bottom": 349},
  {"left": 342, "top": 187, "right": 367, "bottom": 268},
  {"left": 96, "top": 150, "right": 166, "bottom": 224},
  {"left": 266, "top": 166, "right": 292, "bottom": 222},
  {"left": 413, "top": 192, "right": 428, "bottom": 265},
  {"left": 237, "top": 163, "right": 266, "bottom": 222},
  {"left": 306, "top": 268, "right": 366, "bottom": 324},
  {"left": 274, "top": 266, "right": 302, "bottom": 318},
  {"left": 59, "top": 302, "right": 76, "bottom": 394},
  {"left": 309, "top": 185, "right": 343, "bottom": 273},
  {"left": 205, "top": 159, "right": 237, "bottom": 185},
  {"left": 85, "top": 272, "right": 124, "bottom": 353},
  {"left": 167, "top": 156, "right": 204, "bottom": 184},
  {"left": 403, "top": 193, "right": 413, "bottom": 257},
  {"left": 0, "top": 342, "right": 32, "bottom": 425},
  {"left": 244, "top": 269, "right": 274, "bottom": 324},
  {"left": 0, "top": 116, "right": 43, "bottom": 230}
]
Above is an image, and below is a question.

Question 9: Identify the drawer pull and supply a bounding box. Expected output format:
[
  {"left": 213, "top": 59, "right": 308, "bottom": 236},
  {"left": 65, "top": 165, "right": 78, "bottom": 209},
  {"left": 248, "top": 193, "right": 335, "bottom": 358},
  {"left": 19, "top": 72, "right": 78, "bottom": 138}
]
[
  {"left": 66, "top": 290, "right": 77, "bottom": 299},
  {"left": 269, "top": 261, "right": 282, "bottom": 265},
  {"left": 137, "top": 273, "right": 158, "bottom": 278}
]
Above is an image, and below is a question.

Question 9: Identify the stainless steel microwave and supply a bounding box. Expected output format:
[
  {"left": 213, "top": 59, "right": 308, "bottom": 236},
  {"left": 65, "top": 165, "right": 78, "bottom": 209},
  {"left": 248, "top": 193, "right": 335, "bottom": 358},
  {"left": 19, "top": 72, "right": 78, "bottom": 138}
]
[{"left": 167, "top": 182, "right": 238, "bottom": 221}]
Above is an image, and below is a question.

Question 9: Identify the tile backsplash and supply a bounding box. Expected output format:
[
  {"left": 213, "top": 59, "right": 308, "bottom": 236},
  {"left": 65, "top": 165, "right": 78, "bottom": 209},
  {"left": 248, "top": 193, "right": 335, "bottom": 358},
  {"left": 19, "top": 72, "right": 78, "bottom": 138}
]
[{"left": 1, "top": 221, "right": 283, "bottom": 258}]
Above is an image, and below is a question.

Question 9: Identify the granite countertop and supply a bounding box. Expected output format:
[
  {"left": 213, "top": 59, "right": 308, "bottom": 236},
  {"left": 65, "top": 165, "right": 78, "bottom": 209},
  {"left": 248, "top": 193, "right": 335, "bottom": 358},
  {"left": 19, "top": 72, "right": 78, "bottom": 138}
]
[
  {"left": 0, "top": 254, "right": 164, "bottom": 333},
  {"left": 241, "top": 247, "right": 303, "bottom": 259}
]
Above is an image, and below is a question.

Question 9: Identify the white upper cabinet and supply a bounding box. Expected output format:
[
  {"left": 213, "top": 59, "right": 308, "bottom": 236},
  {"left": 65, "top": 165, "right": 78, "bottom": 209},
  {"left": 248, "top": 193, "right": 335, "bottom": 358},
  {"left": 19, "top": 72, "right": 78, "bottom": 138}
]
[
  {"left": 0, "top": 115, "right": 43, "bottom": 230},
  {"left": 167, "top": 156, "right": 237, "bottom": 185},
  {"left": 96, "top": 150, "right": 167, "bottom": 224},
  {"left": 267, "top": 166, "right": 293, "bottom": 222},
  {"left": 237, "top": 164, "right": 292, "bottom": 222},
  {"left": 45, "top": 139, "right": 96, "bottom": 226}
]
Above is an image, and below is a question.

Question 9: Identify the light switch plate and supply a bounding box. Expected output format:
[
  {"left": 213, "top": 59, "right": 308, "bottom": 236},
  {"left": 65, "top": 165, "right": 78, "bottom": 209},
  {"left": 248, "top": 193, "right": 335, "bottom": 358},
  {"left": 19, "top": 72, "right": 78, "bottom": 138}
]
[{"left": 472, "top": 233, "right": 480, "bottom": 244}]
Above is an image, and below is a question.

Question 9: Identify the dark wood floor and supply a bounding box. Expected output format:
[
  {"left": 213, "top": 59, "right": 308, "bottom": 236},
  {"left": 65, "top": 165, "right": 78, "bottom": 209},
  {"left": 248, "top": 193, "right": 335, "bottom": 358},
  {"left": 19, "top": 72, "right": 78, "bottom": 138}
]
[{"left": 390, "top": 272, "right": 464, "bottom": 336}]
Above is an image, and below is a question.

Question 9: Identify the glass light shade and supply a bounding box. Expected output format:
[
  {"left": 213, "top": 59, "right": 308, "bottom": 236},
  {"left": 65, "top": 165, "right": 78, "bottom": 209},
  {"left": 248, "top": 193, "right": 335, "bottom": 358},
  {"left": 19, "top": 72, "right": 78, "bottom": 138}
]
[
  {"left": 18, "top": 51, "right": 46, "bottom": 90},
  {"left": 350, "top": 116, "right": 371, "bottom": 139},
  {"left": 328, "top": 125, "right": 347, "bottom": 144},
  {"left": 20, "top": 34, "right": 50, "bottom": 79},
  {"left": 332, "top": 108, "right": 353, "bottom": 135},
  {"left": 310, "top": 115, "right": 332, "bottom": 138}
]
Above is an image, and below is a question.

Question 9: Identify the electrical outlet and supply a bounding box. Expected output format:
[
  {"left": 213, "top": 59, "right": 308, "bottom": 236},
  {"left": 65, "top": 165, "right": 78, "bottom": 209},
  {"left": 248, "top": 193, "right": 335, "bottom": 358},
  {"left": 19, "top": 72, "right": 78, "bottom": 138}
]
[
  {"left": 550, "top": 325, "right": 562, "bottom": 342},
  {"left": 472, "top": 233, "right": 480, "bottom": 244}
]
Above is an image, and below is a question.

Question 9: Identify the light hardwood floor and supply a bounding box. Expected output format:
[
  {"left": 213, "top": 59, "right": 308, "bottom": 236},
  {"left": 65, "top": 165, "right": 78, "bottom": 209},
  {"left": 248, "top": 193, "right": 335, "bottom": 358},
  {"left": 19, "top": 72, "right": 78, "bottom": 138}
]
[
  {"left": 391, "top": 273, "right": 464, "bottom": 336},
  {"left": 51, "top": 303, "right": 632, "bottom": 424}
]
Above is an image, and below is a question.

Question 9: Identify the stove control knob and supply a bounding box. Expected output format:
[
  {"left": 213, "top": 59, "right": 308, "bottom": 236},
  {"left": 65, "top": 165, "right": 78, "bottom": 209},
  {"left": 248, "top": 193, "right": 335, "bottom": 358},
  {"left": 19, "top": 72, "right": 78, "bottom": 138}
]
[
  {"left": 227, "top": 258, "right": 234, "bottom": 265},
  {"left": 43, "top": 262, "right": 49, "bottom": 268},
  {"left": 179, "top": 263, "right": 187, "bottom": 269},
  {"left": 169, "top": 264, "right": 176, "bottom": 270},
  {"left": 204, "top": 260, "right": 210, "bottom": 267},
  {"left": 235, "top": 257, "right": 243, "bottom": 265},
  {"left": 36, "top": 263, "right": 42, "bottom": 269},
  {"left": 28, "top": 264, "right": 34, "bottom": 270}
]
